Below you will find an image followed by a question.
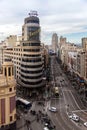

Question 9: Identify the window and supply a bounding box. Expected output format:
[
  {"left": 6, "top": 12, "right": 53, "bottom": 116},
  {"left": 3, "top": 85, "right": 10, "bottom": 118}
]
[
  {"left": 4, "top": 68, "right": 7, "bottom": 76},
  {"left": 9, "top": 88, "right": 12, "bottom": 92},
  {"left": 10, "top": 116, "right": 13, "bottom": 122},
  {"left": 12, "top": 67, "right": 14, "bottom": 75},
  {"left": 8, "top": 67, "right": 11, "bottom": 76},
  {"left": 10, "top": 96, "right": 16, "bottom": 113}
]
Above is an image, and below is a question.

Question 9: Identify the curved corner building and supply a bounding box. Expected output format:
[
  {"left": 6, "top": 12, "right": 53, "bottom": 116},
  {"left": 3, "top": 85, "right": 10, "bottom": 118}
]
[{"left": 19, "top": 11, "right": 44, "bottom": 95}]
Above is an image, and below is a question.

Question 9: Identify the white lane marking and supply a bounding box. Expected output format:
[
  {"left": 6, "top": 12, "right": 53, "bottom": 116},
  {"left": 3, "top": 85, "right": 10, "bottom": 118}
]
[
  {"left": 60, "top": 105, "right": 72, "bottom": 129},
  {"left": 69, "top": 91, "right": 87, "bottom": 114},
  {"left": 62, "top": 88, "right": 87, "bottom": 123},
  {"left": 72, "top": 109, "right": 87, "bottom": 113}
]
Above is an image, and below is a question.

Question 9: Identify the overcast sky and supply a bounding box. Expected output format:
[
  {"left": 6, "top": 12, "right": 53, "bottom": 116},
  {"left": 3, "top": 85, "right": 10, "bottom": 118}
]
[{"left": 0, "top": 0, "right": 87, "bottom": 44}]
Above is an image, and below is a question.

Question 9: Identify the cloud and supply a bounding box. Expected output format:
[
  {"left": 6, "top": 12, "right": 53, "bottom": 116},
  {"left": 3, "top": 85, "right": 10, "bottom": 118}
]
[{"left": 0, "top": 0, "right": 87, "bottom": 44}]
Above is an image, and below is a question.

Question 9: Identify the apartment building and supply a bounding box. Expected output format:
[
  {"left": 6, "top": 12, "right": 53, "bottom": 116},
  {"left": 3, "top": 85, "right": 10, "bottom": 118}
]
[
  {"left": 4, "top": 35, "right": 17, "bottom": 47},
  {"left": 0, "top": 59, "right": 16, "bottom": 130}
]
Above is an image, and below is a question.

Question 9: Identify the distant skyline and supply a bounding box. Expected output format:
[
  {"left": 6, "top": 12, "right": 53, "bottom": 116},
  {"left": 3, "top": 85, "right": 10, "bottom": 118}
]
[{"left": 0, "top": 0, "right": 87, "bottom": 44}]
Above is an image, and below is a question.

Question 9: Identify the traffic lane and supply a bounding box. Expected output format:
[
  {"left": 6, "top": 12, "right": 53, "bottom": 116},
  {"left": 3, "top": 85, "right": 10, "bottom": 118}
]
[
  {"left": 48, "top": 98, "right": 70, "bottom": 130},
  {"left": 72, "top": 110, "right": 87, "bottom": 122},
  {"left": 51, "top": 56, "right": 87, "bottom": 128},
  {"left": 47, "top": 110, "right": 70, "bottom": 130},
  {"left": 70, "top": 91, "right": 87, "bottom": 121},
  {"left": 57, "top": 80, "right": 87, "bottom": 127},
  {"left": 50, "top": 98, "right": 82, "bottom": 130},
  {"left": 62, "top": 90, "right": 79, "bottom": 111},
  {"left": 61, "top": 85, "right": 84, "bottom": 111},
  {"left": 62, "top": 72, "right": 86, "bottom": 110},
  {"left": 62, "top": 90, "right": 87, "bottom": 122},
  {"left": 65, "top": 81, "right": 86, "bottom": 109},
  {"left": 61, "top": 90, "right": 76, "bottom": 112},
  {"left": 67, "top": 90, "right": 87, "bottom": 115},
  {"left": 71, "top": 90, "right": 86, "bottom": 110}
]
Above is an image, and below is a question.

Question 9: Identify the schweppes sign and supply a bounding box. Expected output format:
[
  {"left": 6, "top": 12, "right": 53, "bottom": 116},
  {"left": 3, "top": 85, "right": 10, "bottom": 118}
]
[{"left": 29, "top": 28, "right": 40, "bottom": 38}]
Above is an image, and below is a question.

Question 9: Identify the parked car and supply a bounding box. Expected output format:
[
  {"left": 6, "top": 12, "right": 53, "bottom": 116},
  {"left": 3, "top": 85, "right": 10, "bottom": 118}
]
[
  {"left": 84, "top": 122, "right": 87, "bottom": 127},
  {"left": 49, "top": 107, "right": 57, "bottom": 112}
]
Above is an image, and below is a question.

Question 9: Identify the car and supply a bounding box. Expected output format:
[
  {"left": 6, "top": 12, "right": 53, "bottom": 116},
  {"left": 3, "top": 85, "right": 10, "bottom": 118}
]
[
  {"left": 84, "top": 122, "right": 87, "bottom": 127},
  {"left": 70, "top": 114, "right": 80, "bottom": 122},
  {"left": 44, "top": 123, "right": 49, "bottom": 127},
  {"left": 49, "top": 107, "right": 57, "bottom": 112},
  {"left": 43, "top": 127, "right": 49, "bottom": 130}
]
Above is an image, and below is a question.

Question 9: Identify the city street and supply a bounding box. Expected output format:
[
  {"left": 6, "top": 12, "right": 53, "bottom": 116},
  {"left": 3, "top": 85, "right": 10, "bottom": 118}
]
[
  {"left": 17, "top": 55, "right": 87, "bottom": 130},
  {"left": 49, "top": 55, "right": 87, "bottom": 130}
]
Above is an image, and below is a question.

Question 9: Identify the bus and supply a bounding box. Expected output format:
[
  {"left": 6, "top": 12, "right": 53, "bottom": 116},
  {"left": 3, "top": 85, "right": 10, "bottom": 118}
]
[{"left": 16, "top": 97, "right": 32, "bottom": 110}]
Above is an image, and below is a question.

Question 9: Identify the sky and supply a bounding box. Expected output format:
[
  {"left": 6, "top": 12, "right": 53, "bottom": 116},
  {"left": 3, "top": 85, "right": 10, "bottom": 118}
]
[{"left": 0, "top": 0, "right": 87, "bottom": 45}]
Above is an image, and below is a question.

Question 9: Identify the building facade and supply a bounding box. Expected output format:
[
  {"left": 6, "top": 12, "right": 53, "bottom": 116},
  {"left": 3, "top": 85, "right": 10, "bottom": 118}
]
[
  {"left": 82, "top": 37, "right": 87, "bottom": 51},
  {"left": 4, "top": 35, "right": 17, "bottom": 47},
  {"left": 0, "top": 59, "right": 16, "bottom": 130},
  {"left": 4, "top": 11, "right": 45, "bottom": 96}
]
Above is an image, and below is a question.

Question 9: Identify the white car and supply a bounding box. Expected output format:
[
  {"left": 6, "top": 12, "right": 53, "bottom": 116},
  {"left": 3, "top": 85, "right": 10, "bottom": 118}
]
[
  {"left": 43, "top": 127, "right": 49, "bottom": 130},
  {"left": 84, "top": 122, "right": 87, "bottom": 127},
  {"left": 69, "top": 114, "right": 80, "bottom": 122},
  {"left": 49, "top": 107, "right": 57, "bottom": 112}
]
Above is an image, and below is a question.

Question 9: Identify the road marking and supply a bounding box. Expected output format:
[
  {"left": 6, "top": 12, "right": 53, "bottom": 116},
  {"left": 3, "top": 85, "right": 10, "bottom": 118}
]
[
  {"left": 59, "top": 98, "right": 74, "bottom": 130},
  {"left": 72, "top": 109, "right": 87, "bottom": 113},
  {"left": 69, "top": 91, "right": 87, "bottom": 115},
  {"left": 61, "top": 87, "right": 87, "bottom": 124},
  {"left": 70, "top": 91, "right": 81, "bottom": 109}
]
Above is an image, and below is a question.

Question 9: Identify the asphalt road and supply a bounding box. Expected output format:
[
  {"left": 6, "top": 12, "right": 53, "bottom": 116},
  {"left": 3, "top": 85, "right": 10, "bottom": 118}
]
[
  {"left": 49, "top": 55, "right": 87, "bottom": 130},
  {"left": 17, "top": 55, "right": 87, "bottom": 130}
]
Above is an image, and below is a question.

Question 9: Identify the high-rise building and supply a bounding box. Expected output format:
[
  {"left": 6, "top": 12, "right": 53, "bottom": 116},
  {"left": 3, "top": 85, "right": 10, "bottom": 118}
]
[
  {"left": 52, "top": 33, "right": 58, "bottom": 53},
  {"left": 82, "top": 37, "right": 87, "bottom": 51},
  {"left": 19, "top": 11, "right": 43, "bottom": 95},
  {"left": 4, "top": 11, "right": 44, "bottom": 96},
  {"left": 59, "top": 36, "right": 66, "bottom": 46},
  {"left": 0, "top": 59, "right": 16, "bottom": 130}
]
